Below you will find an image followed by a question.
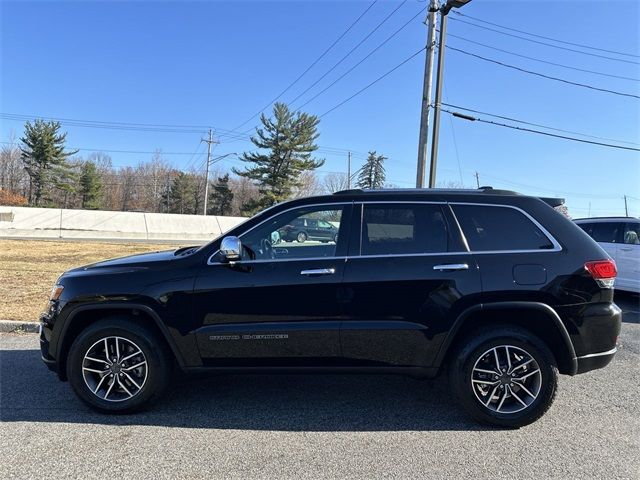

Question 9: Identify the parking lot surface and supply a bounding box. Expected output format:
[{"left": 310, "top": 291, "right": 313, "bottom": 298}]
[{"left": 1, "top": 294, "right": 638, "bottom": 479}]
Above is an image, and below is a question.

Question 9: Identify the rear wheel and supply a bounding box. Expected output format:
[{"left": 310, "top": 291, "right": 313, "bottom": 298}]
[
  {"left": 67, "top": 317, "right": 172, "bottom": 413},
  {"left": 449, "top": 326, "right": 558, "bottom": 428}
]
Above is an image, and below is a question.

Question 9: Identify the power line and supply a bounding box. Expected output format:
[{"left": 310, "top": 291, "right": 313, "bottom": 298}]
[
  {"left": 320, "top": 47, "right": 425, "bottom": 118},
  {"left": 446, "top": 33, "right": 640, "bottom": 82},
  {"left": 441, "top": 103, "right": 640, "bottom": 146},
  {"left": 286, "top": 1, "right": 409, "bottom": 108},
  {"left": 295, "top": 6, "right": 426, "bottom": 110},
  {"left": 452, "top": 11, "right": 640, "bottom": 59},
  {"left": 446, "top": 46, "right": 640, "bottom": 99},
  {"left": 0, "top": 113, "right": 208, "bottom": 134},
  {"left": 231, "top": 0, "right": 379, "bottom": 132},
  {"left": 448, "top": 16, "right": 640, "bottom": 65},
  {"left": 0, "top": 141, "right": 202, "bottom": 156},
  {"left": 442, "top": 108, "right": 640, "bottom": 152}
]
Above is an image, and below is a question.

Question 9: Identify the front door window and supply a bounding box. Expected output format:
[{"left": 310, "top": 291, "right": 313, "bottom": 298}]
[{"left": 240, "top": 205, "right": 345, "bottom": 261}]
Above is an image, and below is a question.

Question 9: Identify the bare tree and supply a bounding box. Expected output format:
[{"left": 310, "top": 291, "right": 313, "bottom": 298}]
[
  {"left": 0, "top": 132, "right": 29, "bottom": 196},
  {"left": 323, "top": 172, "right": 348, "bottom": 194},
  {"left": 291, "top": 171, "right": 323, "bottom": 199},
  {"left": 229, "top": 176, "right": 258, "bottom": 216},
  {"left": 135, "top": 151, "right": 171, "bottom": 212}
]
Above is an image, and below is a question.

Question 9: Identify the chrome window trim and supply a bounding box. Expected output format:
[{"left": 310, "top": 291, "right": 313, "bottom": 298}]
[
  {"left": 207, "top": 199, "right": 563, "bottom": 265},
  {"left": 207, "top": 202, "right": 351, "bottom": 265}
]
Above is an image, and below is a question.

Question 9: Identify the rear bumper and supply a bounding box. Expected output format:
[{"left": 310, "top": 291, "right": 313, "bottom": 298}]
[{"left": 576, "top": 347, "right": 617, "bottom": 374}]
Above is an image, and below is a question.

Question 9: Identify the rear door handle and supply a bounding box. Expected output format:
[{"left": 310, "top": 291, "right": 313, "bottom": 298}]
[
  {"left": 433, "top": 263, "right": 469, "bottom": 271},
  {"left": 300, "top": 268, "right": 336, "bottom": 276}
]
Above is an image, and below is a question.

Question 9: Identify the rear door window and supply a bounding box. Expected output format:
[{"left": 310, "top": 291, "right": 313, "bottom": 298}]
[
  {"left": 582, "top": 222, "right": 623, "bottom": 243},
  {"left": 360, "top": 203, "right": 449, "bottom": 255},
  {"left": 452, "top": 204, "right": 554, "bottom": 252}
]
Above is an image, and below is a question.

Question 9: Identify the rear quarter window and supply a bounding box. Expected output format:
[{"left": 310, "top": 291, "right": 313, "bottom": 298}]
[{"left": 452, "top": 204, "right": 554, "bottom": 252}]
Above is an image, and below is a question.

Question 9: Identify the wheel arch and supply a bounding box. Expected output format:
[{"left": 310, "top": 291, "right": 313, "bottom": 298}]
[
  {"left": 436, "top": 302, "right": 578, "bottom": 376},
  {"left": 56, "top": 303, "right": 185, "bottom": 381}
]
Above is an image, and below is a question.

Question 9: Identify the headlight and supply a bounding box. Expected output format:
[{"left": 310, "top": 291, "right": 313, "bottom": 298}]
[{"left": 50, "top": 284, "right": 64, "bottom": 301}]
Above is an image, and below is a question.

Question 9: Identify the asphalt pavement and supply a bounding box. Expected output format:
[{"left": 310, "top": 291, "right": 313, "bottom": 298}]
[{"left": 1, "top": 293, "right": 638, "bottom": 479}]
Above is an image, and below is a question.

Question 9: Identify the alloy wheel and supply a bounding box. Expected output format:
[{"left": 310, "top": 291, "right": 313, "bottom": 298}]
[
  {"left": 82, "top": 336, "right": 148, "bottom": 402},
  {"left": 470, "top": 345, "right": 542, "bottom": 414}
]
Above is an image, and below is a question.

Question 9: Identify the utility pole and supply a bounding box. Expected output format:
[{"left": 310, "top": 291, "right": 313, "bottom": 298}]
[
  {"left": 201, "top": 129, "right": 218, "bottom": 215},
  {"left": 347, "top": 151, "right": 352, "bottom": 189},
  {"left": 474, "top": 171, "right": 480, "bottom": 188},
  {"left": 624, "top": 195, "right": 629, "bottom": 216},
  {"left": 415, "top": 0, "right": 439, "bottom": 188},
  {"left": 428, "top": 7, "right": 449, "bottom": 188}
]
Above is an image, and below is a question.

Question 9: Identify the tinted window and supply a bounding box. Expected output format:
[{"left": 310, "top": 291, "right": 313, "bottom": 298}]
[
  {"left": 579, "top": 222, "right": 622, "bottom": 243},
  {"left": 452, "top": 205, "right": 553, "bottom": 251},
  {"left": 361, "top": 204, "right": 449, "bottom": 255}
]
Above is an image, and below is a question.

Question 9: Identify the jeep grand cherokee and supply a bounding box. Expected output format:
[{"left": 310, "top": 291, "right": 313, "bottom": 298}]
[{"left": 39, "top": 188, "right": 621, "bottom": 427}]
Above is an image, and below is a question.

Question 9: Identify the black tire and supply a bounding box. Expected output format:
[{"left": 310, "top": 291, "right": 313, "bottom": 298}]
[
  {"left": 448, "top": 326, "right": 558, "bottom": 428},
  {"left": 297, "top": 231, "right": 307, "bottom": 243},
  {"left": 66, "top": 317, "right": 172, "bottom": 413},
  {"left": 333, "top": 233, "right": 339, "bottom": 243}
]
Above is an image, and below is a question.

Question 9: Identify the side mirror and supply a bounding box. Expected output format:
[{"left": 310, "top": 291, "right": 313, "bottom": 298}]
[{"left": 220, "top": 236, "right": 242, "bottom": 262}]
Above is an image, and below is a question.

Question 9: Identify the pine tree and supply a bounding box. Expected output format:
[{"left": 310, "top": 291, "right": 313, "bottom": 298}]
[
  {"left": 79, "top": 161, "right": 102, "bottom": 209},
  {"left": 19, "top": 119, "right": 78, "bottom": 206},
  {"left": 208, "top": 173, "right": 234, "bottom": 216},
  {"left": 233, "top": 102, "right": 324, "bottom": 213},
  {"left": 356, "top": 151, "right": 387, "bottom": 189},
  {"left": 166, "top": 172, "right": 197, "bottom": 214}
]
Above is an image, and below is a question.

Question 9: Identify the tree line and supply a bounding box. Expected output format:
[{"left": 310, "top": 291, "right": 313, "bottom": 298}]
[{"left": 0, "top": 103, "right": 389, "bottom": 216}]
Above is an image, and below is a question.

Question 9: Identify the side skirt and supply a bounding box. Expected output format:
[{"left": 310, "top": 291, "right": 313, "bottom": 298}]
[{"left": 181, "top": 365, "right": 439, "bottom": 379}]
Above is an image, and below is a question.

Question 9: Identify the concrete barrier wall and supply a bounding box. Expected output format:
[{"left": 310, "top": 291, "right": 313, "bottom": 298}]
[{"left": 0, "top": 206, "right": 247, "bottom": 242}]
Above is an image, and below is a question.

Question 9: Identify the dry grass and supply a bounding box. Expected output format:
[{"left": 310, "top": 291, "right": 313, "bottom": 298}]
[{"left": 0, "top": 239, "right": 184, "bottom": 322}]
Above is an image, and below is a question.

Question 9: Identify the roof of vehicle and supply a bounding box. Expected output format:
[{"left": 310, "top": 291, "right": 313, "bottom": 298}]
[
  {"left": 331, "top": 187, "right": 565, "bottom": 207},
  {"left": 574, "top": 216, "right": 640, "bottom": 222}
]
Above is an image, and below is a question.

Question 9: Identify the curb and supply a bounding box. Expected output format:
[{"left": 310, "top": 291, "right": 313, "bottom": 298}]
[{"left": 0, "top": 320, "right": 39, "bottom": 334}]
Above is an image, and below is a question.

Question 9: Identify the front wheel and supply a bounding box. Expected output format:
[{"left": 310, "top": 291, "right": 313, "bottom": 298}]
[
  {"left": 449, "top": 326, "right": 558, "bottom": 428},
  {"left": 67, "top": 317, "right": 172, "bottom": 413},
  {"left": 297, "top": 232, "right": 307, "bottom": 243}
]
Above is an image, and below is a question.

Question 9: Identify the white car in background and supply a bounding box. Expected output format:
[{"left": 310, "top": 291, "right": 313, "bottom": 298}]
[{"left": 575, "top": 217, "right": 640, "bottom": 294}]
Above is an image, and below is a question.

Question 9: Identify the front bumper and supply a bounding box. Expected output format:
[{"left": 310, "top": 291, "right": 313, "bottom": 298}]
[{"left": 39, "top": 315, "right": 58, "bottom": 374}]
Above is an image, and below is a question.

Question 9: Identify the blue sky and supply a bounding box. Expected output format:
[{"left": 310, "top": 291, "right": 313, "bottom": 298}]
[{"left": 1, "top": 0, "right": 639, "bottom": 217}]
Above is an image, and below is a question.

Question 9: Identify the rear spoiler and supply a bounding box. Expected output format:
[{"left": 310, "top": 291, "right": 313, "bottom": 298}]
[{"left": 539, "top": 197, "right": 565, "bottom": 208}]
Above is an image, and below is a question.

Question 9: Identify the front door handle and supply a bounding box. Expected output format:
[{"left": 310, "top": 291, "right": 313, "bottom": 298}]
[
  {"left": 433, "top": 263, "right": 469, "bottom": 272},
  {"left": 300, "top": 268, "right": 335, "bottom": 276}
]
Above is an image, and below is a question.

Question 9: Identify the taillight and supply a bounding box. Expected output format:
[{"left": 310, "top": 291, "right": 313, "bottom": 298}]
[{"left": 585, "top": 260, "right": 617, "bottom": 288}]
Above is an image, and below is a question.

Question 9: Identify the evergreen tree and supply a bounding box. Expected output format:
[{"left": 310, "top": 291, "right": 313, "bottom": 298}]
[
  {"left": 356, "top": 151, "right": 387, "bottom": 189},
  {"left": 19, "top": 119, "right": 78, "bottom": 206},
  {"left": 233, "top": 102, "right": 324, "bottom": 213},
  {"left": 79, "top": 161, "right": 102, "bottom": 209},
  {"left": 208, "top": 173, "right": 234, "bottom": 216},
  {"left": 166, "top": 172, "right": 196, "bottom": 214}
]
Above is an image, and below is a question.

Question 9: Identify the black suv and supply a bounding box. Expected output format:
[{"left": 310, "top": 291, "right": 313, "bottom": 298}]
[{"left": 39, "top": 188, "right": 621, "bottom": 427}]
